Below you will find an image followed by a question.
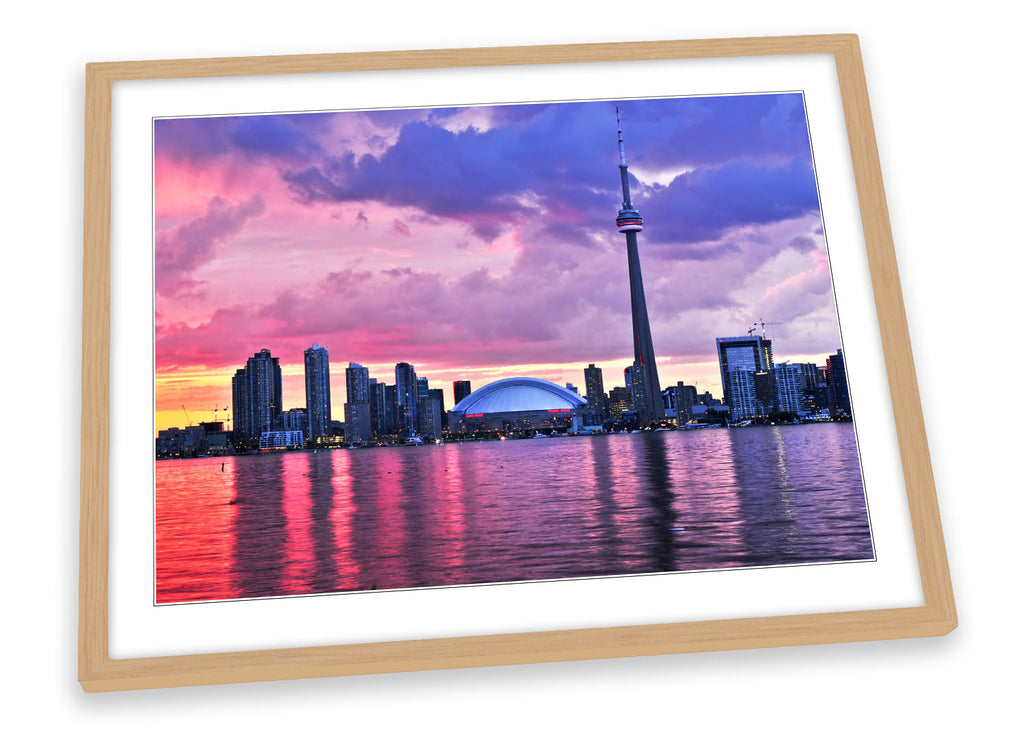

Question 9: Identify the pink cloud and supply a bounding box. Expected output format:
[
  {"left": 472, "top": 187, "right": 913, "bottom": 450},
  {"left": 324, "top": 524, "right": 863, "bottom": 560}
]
[{"left": 155, "top": 194, "right": 267, "bottom": 298}]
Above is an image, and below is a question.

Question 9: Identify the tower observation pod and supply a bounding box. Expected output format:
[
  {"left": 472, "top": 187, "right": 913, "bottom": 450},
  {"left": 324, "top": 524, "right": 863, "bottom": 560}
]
[{"left": 614, "top": 107, "right": 665, "bottom": 424}]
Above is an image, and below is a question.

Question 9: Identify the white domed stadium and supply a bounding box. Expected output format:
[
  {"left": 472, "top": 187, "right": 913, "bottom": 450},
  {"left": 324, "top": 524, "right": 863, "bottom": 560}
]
[{"left": 448, "top": 377, "right": 587, "bottom": 434}]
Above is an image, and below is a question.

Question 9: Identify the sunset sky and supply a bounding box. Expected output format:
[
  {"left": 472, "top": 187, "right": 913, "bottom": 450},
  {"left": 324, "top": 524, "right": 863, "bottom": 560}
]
[{"left": 154, "top": 93, "right": 840, "bottom": 432}]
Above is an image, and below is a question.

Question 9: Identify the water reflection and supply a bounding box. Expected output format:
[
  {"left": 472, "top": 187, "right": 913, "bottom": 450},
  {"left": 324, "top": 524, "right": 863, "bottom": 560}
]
[
  {"left": 582, "top": 436, "right": 624, "bottom": 576},
  {"left": 155, "top": 425, "right": 873, "bottom": 603},
  {"left": 307, "top": 451, "right": 340, "bottom": 593},
  {"left": 231, "top": 454, "right": 287, "bottom": 599},
  {"left": 637, "top": 433, "right": 676, "bottom": 572}
]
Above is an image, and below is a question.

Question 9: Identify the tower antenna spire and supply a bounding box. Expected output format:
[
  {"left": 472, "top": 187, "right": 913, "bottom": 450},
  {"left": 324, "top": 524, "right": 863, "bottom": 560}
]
[{"left": 615, "top": 106, "right": 632, "bottom": 208}]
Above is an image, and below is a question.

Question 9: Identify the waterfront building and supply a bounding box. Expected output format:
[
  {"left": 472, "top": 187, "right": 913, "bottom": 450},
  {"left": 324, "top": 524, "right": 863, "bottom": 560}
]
[
  {"left": 156, "top": 425, "right": 207, "bottom": 458},
  {"left": 453, "top": 380, "right": 472, "bottom": 405},
  {"left": 384, "top": 384, "right": 399, "bottom": 437},
  {"left": 583, "top": 363, "right": 608, "bottom": 423},
  {"left": 346, "top": 362, "right": 370, "bottom": 403},
  {"left": 449, "top": 377, "right": 587, "bottom": 433},
  {"left": 676, "top": 381, "right": 697, "bottom": 423},
  {"left": 278, "top": 408, "right": 307, "bottom": 432},
  {"left": 626, "top": 362, "right": 652, "bottom": 425},
  {"left": 422, "top": 389, "right": 444, "bottom": 438},
  {"left": 395, "top": 362, "right": 418, "bottom": 436},
  {"left": 827, "top": 349, "right": 852, "bottom": 416},
  {"left": 303, "top": 343, "right": 332, "bottom": 445},
  {"left": 614, "top": 109, "right": 664, "bottom": 424},
  {"left": 343, "top": 402, "right": 372, "bottom": 444},
  {"left": 259, "top": 429, "right": 304, "bottom": 450},
  {"left": 774, "top": 362, "right": 820, "bottom": 415},
  {"left": 369, "top": 380, "right": 387, "bottom": 439},
  {"left": 754, "top": 370, "right": 775, "bottom": 412},
  {"left": 232, "top": 349, "right": 283, "bottom": 448},
  {"left": 608, "top": 386, "right": 633, "bottom": 419},
  {"left": 428, "top": 387, "right": 447, "bottom": 431},
  {"left": 773, "top": 363, "right": 804, "bottom": 415},
  {"left": 345, "top": 362, "right": 372, "bottom": 444},
  {"left": 415, "top": 376, "right": 431, "bottom": 436},
  {"left": 717, "top": 336, "right": 774, "bottom": 421},
  {"left": 696, "top": 390, "right": 720, "bottom": 406}
]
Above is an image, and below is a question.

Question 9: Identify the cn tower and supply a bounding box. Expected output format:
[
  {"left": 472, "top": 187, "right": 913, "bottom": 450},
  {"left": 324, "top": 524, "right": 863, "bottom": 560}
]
[{"left": 615, "top": 108, "right": 665, "bottom": 424}]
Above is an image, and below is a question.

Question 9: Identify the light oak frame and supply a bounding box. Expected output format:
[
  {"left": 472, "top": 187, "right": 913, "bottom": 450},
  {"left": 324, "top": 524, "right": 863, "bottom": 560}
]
[{"left": 80, "top": 34, "right": 956, "bottom": 692}]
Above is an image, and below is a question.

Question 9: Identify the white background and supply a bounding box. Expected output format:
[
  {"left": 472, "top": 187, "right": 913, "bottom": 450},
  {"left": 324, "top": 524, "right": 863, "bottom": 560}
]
[{"left": 1, "top": 1, "right": 1018, "bottom": 733}]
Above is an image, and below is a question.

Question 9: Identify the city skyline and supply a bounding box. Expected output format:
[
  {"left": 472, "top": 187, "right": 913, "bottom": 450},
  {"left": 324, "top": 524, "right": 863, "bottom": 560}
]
[{"left": 155, "top": 93, "right": 839, "bottom": 432}]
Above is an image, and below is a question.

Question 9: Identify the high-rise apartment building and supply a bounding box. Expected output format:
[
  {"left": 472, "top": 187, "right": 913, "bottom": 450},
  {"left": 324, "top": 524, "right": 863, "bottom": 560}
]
[
  {"left": 774, "top": 362, "right": 820, "bottom": 415},
  {"left": 827, "top": 349, "right": 851, "bottom": 416},
  {"left": 626, "top": 363, "right": 651, "bottom": 425},
  {"left": 395, "top": 362, "right": 418, "bottom": 436},
  {"left": 384, "top": 384, "right": 399, "bottom": 437},
  {"left": 583, "top": 364, "right": 608, "bottom": 421},
  {"left": 304, "top": 343, "right": 331, "bottom": 444},
  {"left": 232, "top": 349, "right": 283, "bottom": 448},
  {"left": 608, "top": 386, "right": 633, "bottom": 419},
  {"left": 369, "top": 379, "right": 387, "bottom": 439},
  {"left": 675, "top": 381, "right": 697, "bottom": 423},
  {"left": 345, "top": 362, "right": 372, "bottom": 443},
  {"left": 717, "top": 336, "right": 775, "bottom": 421},
  {"left": 428, "top": 388, "right": 446, "bottom": 431},
  {"left": 453, "top": 380, "right": 472, "bottom": 406}
]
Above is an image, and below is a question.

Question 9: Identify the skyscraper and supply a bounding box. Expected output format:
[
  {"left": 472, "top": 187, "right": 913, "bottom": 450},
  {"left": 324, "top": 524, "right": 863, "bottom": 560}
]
[
  {"left": 395, "top": 362, "right": 418, "bottom": 436},
  {"left": 346, "top": 362, "right": 370, "bottom": 403},
  {"left": 369, "top": 379, "right": 387, "bottom": 439},
  {"left": 614, "top": 109, "right": 664, "bottom": 425},
  {"left": 583, "top": 364, "right": 607, "bottom": 419},
  {"left": 774, "top": 362, "right": 819, "bottom": 416},
  {"left": 608, "top": 386, "right": 633, "bottom": 419},
  {"left": 231, "top": 348, "right": 283, "bottom": 448},
  {"left": 415, "top": 376, "right": 431, "bottom": 436},
  {"left": 428, "top": 387, "right": 447, "bottom": 430},
  {"left": 345, "top": 362, "right": 372, "bottom": 443},
  {"left": 627, "top": 362, "right": 650, "bottom": 424},
  {"left": 453, "top": 380, "right": 472, "bottom": 405},
  {"left": 717, "top": 336, "right": 774, "bottom": 421},
  {"left": 675, "top": 381, "right": 697, "bottom": 423},
  {"left": 304, "top": 343, "right": 332, "bottom": 444},
  {"left": 827, "top": 349, "right": 851, "bottom": 416}
]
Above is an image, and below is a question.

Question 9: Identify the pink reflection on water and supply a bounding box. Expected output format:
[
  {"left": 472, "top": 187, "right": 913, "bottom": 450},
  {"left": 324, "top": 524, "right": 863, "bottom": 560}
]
[
  {"left": 156, "top": 457, "right": 240, "bottom": 603},
  {"left": 325, "top": 450, "right": 359, "bottom": 589},
  {"left": 280, "top": 452, "right": 313, "bottom": 595},
  {"left": 155, "top": 426, "right": 873, "bottom": 603},
  {"left": 430, "top": 446, "right": 467, "bottom": 578}
]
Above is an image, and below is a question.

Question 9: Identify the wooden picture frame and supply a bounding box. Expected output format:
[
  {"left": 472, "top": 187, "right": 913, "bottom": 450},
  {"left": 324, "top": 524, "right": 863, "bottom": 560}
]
[{"left": 80, "top": 34, "right": 955, "bottom": 692}]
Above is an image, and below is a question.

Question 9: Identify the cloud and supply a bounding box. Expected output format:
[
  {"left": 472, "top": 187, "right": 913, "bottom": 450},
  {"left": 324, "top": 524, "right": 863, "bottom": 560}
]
[
  {"left": 155, "top": 194, "right": 266, "bottom": 297},
  {"left": 154, "top": 93, "right": 842, "bottom": 406},
  {"left": 641, "top": 158, "right": 820, "bottom": 245}
]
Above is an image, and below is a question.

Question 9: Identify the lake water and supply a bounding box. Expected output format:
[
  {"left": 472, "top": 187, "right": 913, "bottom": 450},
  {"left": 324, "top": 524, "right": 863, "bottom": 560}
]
[{"left": 155, "top": 424, "right": 873, "bottom": 604}]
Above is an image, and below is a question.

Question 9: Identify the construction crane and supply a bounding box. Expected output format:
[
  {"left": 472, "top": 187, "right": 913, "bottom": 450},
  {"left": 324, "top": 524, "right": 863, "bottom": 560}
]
[
  {"left": 754, "top": 319, "right": 781, "bottom": 338},
  {"left": 181, "top": 405, "right": 192, "bottom": 427},
  {"left": 208, "top": 406, "right": 228, "bottom": 422}
]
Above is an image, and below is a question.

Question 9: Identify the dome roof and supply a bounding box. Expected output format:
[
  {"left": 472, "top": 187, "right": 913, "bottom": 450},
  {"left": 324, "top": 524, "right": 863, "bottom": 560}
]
[{"left": 452, "top": 377, "right": 587, "bottom": 414}]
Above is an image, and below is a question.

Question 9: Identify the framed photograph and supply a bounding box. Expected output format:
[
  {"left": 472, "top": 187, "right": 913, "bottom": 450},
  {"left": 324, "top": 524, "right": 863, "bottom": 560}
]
[{"left": 80, "top": 34, "right": 955, "bottom": 692}]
